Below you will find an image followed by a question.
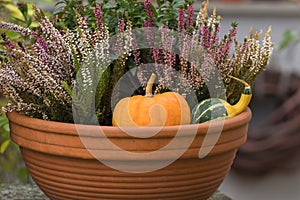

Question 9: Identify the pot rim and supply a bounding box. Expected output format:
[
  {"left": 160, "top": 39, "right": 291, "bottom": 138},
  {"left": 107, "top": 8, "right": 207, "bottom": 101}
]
[{"left": 7, "top": 108, "right": 251, "bottom": 138}]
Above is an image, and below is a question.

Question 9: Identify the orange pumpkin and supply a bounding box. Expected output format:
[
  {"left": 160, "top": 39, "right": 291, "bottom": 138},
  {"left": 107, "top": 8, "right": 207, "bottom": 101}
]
[{"left": 112, "top": 74, "right": 190, "bottom": 126}]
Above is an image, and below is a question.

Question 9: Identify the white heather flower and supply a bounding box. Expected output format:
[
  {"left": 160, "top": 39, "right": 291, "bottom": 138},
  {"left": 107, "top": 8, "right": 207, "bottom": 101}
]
[
  {"left": 12, "top": 49, "right": 71, "bottom": 104},
  {"left": 80, "top": 67, "right": 93, "bottom": 91},
  {"left": 124, "top": 19, "right": 133, "bottom": 56},
  {"left": 35, "top": 8, "right": 73, "bottom": 80},
  {"left": 262, "top": 26, "right": 273, "bottom": 65},
  {"left": 0, "top": 22, "right": 31, "bottom": 35}
]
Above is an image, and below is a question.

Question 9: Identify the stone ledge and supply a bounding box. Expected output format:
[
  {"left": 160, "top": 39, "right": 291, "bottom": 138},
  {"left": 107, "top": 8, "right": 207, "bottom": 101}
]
[
  {"left": 0, "top": 184, "right": 48, "bottom": 200},
  {"left": 0, "top": 184, "right": 232, "bottom": 200}
]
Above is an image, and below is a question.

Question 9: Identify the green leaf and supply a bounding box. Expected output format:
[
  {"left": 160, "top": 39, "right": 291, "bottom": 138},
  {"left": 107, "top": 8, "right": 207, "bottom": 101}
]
[
  {"left": 0, "top": 139, "right": 10, "bottom": 154},
  {"left": 0, "top": 117, "right": 8, "bottom": 127},
  {"left": 16, "top": 167, "right": 29, "bottom": 183},
  {"left": 150, "top": 4, "right": 158, "bottom": 18},
  {"left": 3, "top": 123, "right": 10, "bottom": 132},
  {"left": 278, "top": 30, "right": 299, "bottom": 51},
  {"left": 62, "top": 81, "right": 73, "bottom": 97},
  {"left": 53, "top": 9, "right": 64, "bottom": 16},
  {"left": 95, "top": 67, "right": 110, "bottom": 111},
  {"left": 161, "top": 2, "right": 171, "bottom": 7},
  {"left": 5, "top": 30, "right": 21, "bottom": 39},
  {"left": 103, "top": 2, "right": 117, "bottom": 9},
  {"left": 55, "top": 1, "right": 66, "bottom": 7}
]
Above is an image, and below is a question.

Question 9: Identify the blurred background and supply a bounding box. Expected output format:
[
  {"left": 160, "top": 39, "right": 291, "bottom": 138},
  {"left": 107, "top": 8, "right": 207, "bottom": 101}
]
[
  {"left": 209, "top": 1, "right": 300, "bottom": 200},
  {"left": 1, "top": 0, "right": 300, "bottom": 199}
]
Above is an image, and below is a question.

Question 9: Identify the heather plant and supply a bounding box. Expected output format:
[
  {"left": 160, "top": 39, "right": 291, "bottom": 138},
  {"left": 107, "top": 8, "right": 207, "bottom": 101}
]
[
  {"left": 139, "top": 2, "right": 273, "bottom": 104},
  {"left": 0, "top": 0, "right": 273, "bottom": 125}
]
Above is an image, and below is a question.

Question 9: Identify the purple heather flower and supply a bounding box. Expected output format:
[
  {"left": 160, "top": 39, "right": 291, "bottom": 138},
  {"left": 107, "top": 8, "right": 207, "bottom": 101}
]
[
  {"left": 37, "top": 36, "right": 50, "bottom": 55},
  {"left": 132, "top": 34, "right": 141, "bottom": 66},
  {"left": 1, "top": 40, "right": 15, "bottom": 50},
  {"left": 94, "top": 5, "right": 103, "bottom": 29},
  {"left": 35, "top": 7, "right": 74, "bottom": 82},
  {"left": 161, "top": 25, "right": 176, "bottom": 68},
  {"left": 152, "top": 48, "right": 161, "bottom": 65},
  {"left": 220, "top": 24, "right": 238, "bottom": 57},
  {"left": 201, "top": 23, "right": 211, "bottom": 50},
  {"left": 118, "top": 19, "right": 125, "bottom": 33},
  {"left": 178, "top": 8, "right": 185, "bottom": 33},
  {"left": 60, "top": 30, "right": 65, "bottom": 36},
  {"left": 144, "top": 20, "right": 153, "bottom": 47},
  {"left": 210, "top": 23, "right": 220, "bottom": 50},
  {"left": 144, "top": 0, "right": 155, "bottom": 26},
  {"left": 113, "top": 19, "right": 126, "bottom": 56},
  {"left": 177, "top": 8, "right": 185, "bottom": 49},
  {"left": 186, "top": 5, "right": 194, "bottom": 30},
  {"left": 241, "top": 39, "right": 249, "bottom": 53},
  {"left": 144, "top": 20, "right": 161, "bottom": 64}
]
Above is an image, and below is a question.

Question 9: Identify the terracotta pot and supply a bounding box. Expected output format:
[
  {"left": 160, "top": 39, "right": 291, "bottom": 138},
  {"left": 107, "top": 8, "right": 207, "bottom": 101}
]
[{"left": 8, "top": 108, "right": 251, "bottom": 200}]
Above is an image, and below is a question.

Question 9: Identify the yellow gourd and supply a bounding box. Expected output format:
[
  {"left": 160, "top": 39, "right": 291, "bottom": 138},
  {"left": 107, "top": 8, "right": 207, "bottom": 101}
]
[
  {"left": 112, "top": 74, "right": 190, "bottom": 126},
  {"left": 191, "top": 75, "right": 252, "bottom": 123},
  {"left": 223, "top": 76, "right": 252, "bottom": 117}
]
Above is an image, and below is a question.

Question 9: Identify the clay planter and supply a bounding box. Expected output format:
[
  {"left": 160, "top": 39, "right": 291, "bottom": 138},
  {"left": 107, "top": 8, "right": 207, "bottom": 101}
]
[{"left": 7, "top": 108, "right": 251, "bottom": 200}]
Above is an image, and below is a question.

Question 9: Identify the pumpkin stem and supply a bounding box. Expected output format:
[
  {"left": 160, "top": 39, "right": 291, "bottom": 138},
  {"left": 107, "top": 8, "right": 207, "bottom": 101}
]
[
  {"left": 145, "top": 73, "right": 156, "bottom": 97},
  {"left": 228, "top": 75, "right": 250, "bottom": 87}
]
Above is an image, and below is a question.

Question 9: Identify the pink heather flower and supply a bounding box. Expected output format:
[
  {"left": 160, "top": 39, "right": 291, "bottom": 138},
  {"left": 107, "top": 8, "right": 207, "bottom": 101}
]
[
  {"left": 144, "top": 20, "right": 153, "bottom": 47},
  {"left": 210, "top": 23, "right": 220, "bottom": 50},
  {"left": 131, "top": 34, "right": 141, "bottom": 66},
  {"left": 241, "top": 39, "right": 249, "bottom": 53},
  {"left": 144, "top": 0, "right": 155, "bottom": 26},
  {"left": 178, "top": 8, "right": 185, "bottom": 32},
  {"left": 114, "top": 19, "right": 125, "bottom": 56},
  {"left": 177, "top": 8, "right": 185, "bottom": 49},
  {"left": 118, "top": 18, "right": 125, "bottom": 33},
  {"left": 161, "top": 25, "right": 175, "bottom": 68},
  {"left": 152, "top": 48, "right": 160, "bottom": 65},
  {"left": 94, "top": 5, "right": 103, "bottom": 29},
  {"left": 220, "top": 23, "right": 238, "bottom": 56},
  {"left": 201, "top": 23, "right": 211, "bottom": 49},
  {"left": 143, "top": 20, "right": 161, "bottom": 64},
  {"left": 1, "top": 40, "right": 15, "bottom": 50},
  {"left": 37, "top": 36, "right": 50, "bottom": 55},
  {"left": 186, "top": 5, "right": 194, "bottom": 30},
  {"left": 75, "top": 0, "right": 84, "bottom": 11}
]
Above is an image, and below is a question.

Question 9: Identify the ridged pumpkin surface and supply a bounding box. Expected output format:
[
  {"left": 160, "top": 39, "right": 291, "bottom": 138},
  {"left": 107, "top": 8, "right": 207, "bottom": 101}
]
[{"left": 112, "top": 92, "right": 190, "bottom": 126}]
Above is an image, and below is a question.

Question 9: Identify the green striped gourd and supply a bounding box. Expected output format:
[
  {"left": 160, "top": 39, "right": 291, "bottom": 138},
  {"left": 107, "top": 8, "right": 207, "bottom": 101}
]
[{"left": 191, "top": 76, "right": 252, "bottom": 124}]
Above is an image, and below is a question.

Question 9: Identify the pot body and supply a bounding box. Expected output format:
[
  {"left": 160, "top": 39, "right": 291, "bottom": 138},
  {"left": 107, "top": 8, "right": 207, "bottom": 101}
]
[{"left": 8, "top": 108, "right": 251, "bottom": 200}]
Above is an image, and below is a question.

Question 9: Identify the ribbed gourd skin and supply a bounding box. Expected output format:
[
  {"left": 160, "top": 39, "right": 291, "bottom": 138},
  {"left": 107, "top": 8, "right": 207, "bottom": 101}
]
[
  {"left": 8, "top": 109, "right": 251, "bottom": 200},
  {"left": 191, "top": 98, "right": 228, "bottom": 124}
]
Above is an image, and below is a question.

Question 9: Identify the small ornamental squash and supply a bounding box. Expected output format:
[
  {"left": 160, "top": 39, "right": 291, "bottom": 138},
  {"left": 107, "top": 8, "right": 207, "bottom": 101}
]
[
  {"left": 112, "top": 74, "right": 191, "bottom": 126},
  {"left": 191, "top": 76, "right": 252, "bottom": 124}
]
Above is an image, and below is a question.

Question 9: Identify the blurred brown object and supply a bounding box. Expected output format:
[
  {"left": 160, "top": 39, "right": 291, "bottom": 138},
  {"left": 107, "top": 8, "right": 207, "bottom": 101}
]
[
  {"left": 212, "top": 0, "right": 245, "bottom": 3},
  {"left": 233, "top": 69, "right": 300, "bottom": 175}
]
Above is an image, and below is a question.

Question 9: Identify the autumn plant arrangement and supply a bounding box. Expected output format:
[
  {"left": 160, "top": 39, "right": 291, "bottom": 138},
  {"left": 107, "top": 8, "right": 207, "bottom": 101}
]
[
  {"left": 0, "top": 0, "right": 273, "bottom": 127},
  {"left": 0, "top": 1, "right": 273, "bottom": 199}
]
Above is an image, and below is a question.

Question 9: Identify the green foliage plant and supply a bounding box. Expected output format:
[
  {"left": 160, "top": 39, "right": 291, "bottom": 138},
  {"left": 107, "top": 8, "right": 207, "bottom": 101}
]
[{"left": 53, "top": 0, "right": 194, "bottom": 33}]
